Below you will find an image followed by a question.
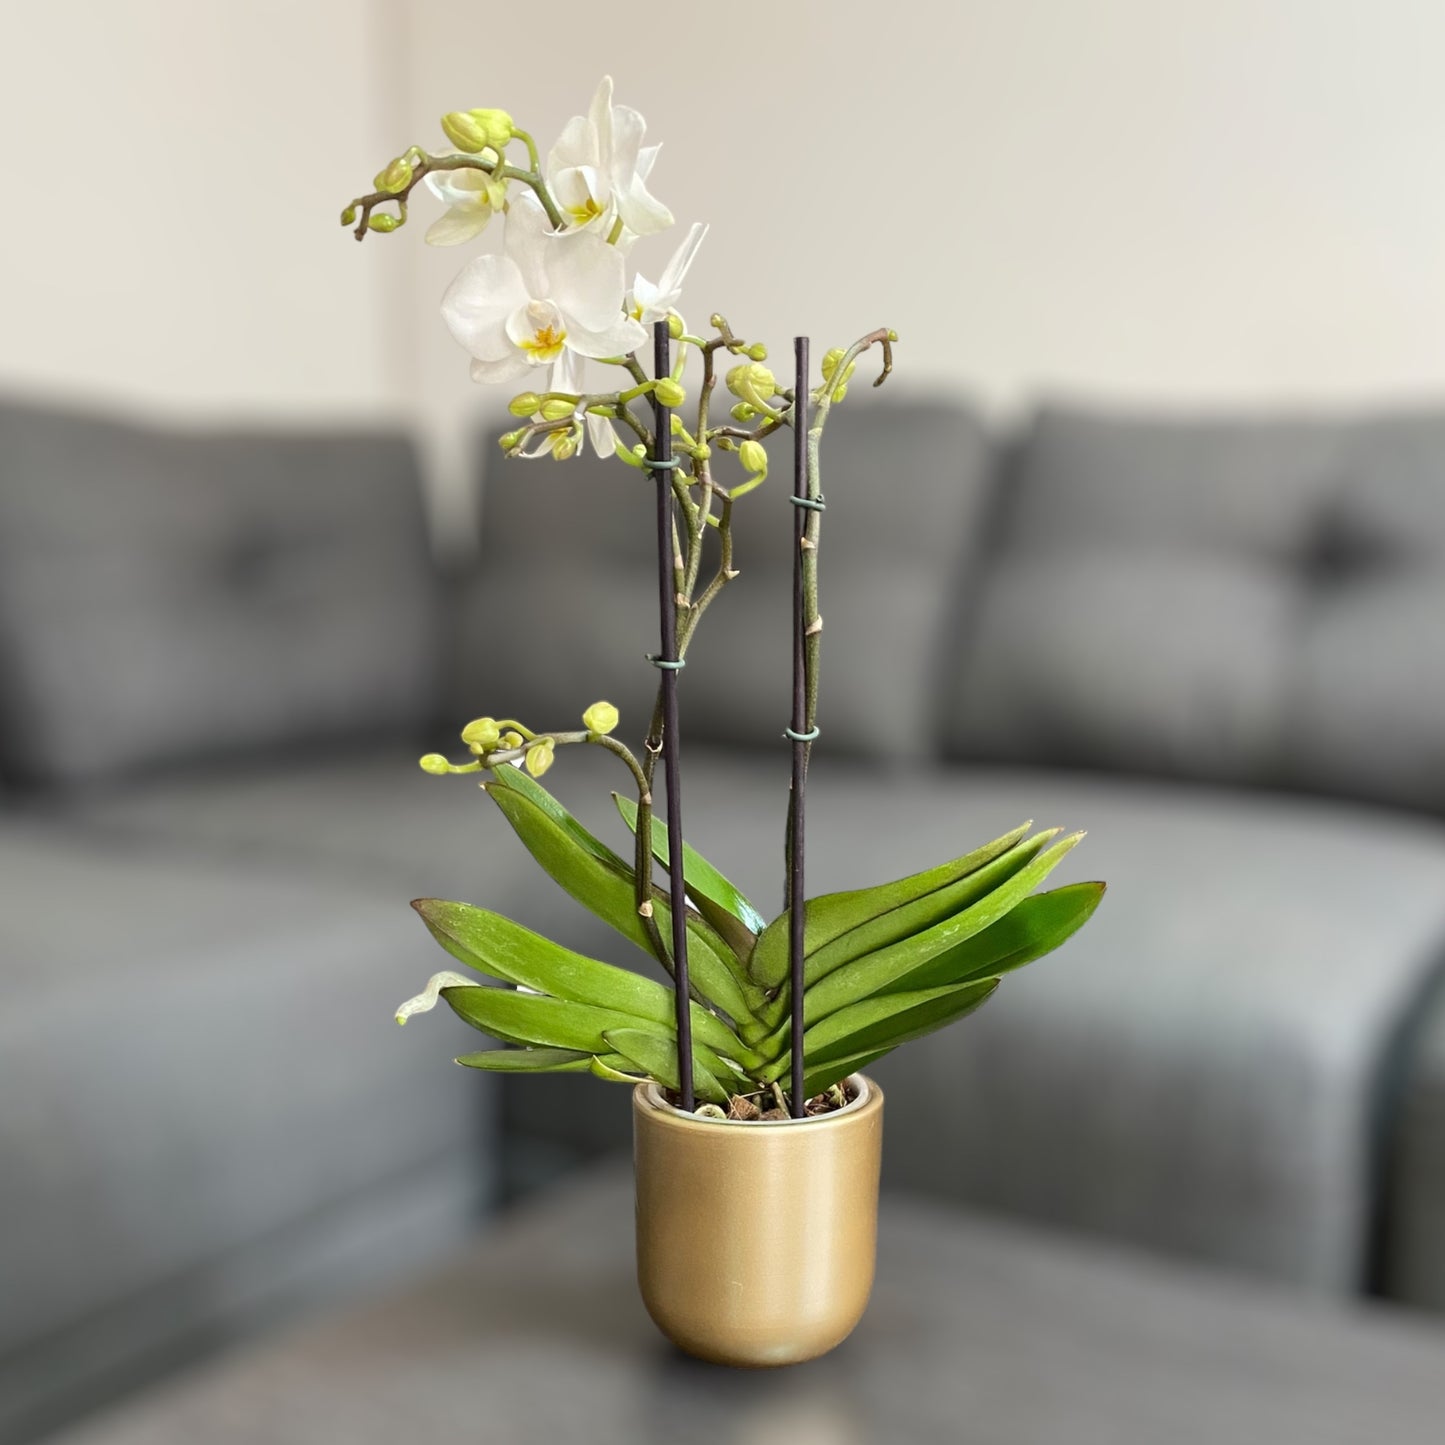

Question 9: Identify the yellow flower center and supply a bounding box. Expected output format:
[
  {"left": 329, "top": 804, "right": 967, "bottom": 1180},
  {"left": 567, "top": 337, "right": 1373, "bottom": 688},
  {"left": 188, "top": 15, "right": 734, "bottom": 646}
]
[
  {"left": 567, "top": 194, "right": 605, "bottom": 227},
  {"left": 522, "top": 324, "right": 567, "bottom": 362}
]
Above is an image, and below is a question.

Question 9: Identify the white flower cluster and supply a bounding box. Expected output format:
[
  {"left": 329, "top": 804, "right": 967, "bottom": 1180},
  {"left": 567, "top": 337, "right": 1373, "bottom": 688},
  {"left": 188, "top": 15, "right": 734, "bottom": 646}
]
[{"left": 432, "top": 77, "right": 706, "bottom": 459}]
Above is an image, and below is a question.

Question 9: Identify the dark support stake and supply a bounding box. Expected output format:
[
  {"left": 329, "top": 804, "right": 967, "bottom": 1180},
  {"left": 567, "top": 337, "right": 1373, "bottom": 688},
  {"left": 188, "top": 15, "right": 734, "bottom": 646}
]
[
  {"left": 788, "top": 335, "right": 810, "bottom": 1119},
  {"left": 652, "top": 320, "right": 694, "bottom": 1112}
]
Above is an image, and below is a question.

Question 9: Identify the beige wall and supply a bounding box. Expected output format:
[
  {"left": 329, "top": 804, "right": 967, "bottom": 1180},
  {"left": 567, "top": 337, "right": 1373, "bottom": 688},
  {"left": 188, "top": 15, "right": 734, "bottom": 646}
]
[
  {"left": 400, "top": 0, "right": 1445, "bottom": 423},
  {"left": 0, "top": 0, "right": 405, "bottom": 421},
  {"left": 4, "top": 2, "right": 1445, "bottom": 490}
]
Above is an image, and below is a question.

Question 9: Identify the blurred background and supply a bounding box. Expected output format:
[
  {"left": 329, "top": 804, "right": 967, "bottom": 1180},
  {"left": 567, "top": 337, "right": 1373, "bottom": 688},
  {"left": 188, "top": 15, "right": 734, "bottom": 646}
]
[{"left": 6, "top": 1, "right": 1445, "bottom": 1441}]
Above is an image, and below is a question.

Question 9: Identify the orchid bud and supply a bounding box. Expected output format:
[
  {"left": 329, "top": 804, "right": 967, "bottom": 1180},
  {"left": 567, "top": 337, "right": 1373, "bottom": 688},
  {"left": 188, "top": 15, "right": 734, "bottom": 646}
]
[
  {"left": 746, "top": 343, "right": 768, "bottom": 362},
  {"left": 540, "top": 397, "right": 576, "bottom": 422},
  {"left": 670, "top": 414, "right": 685, "bottom": 434},
  {"left": 653, "top": 377, "right": 685, "bottom": 408},
  {"left": 524, "top": 739, "right": 555, "bottom": 778},
  {"left": 726, "top": 362, "right": 778, "bottom": 415},
  {"left": 461, "top": 717, "right": 501, "bottom": 751},
  {"left": 340, "top": 205, "right": 357, "bottom": 227},
  {"left": 374, "top": 157, "right": 413, "bottom": 194},
  {"left": 730, "top": 402, "right": 755, "bottom": 423},
  {"left": 508, "top": 392, "right": 542, "bottom": 418},
  {"left": 550, "top": 432, "right": 579, "bottom": 461},
  {"left": 499, "top": 429, "right": 523, "bottom": 451},
  {"left": 368, "top": 212, "right": 401, "bottom": 233},
  {"left": 666, "top": 313, "right": 684, "bottom": 339},
  {"left": 419, "top": 753, "right": 451, "bottom": 775},
  {"left": 617, "top": 444, "right": 648, "bottom": 470},
  {"left": 739, "top": 439, "right": 768, "bottom": 477},
  {"left": 582, "top": 701, "right": 619, "bottom": 736},
  {"left": 442, "top": 108, "right": 514, "bottom": 152},
  {"left": 501, "top": 730, "right": 525, "bottom": 749}
]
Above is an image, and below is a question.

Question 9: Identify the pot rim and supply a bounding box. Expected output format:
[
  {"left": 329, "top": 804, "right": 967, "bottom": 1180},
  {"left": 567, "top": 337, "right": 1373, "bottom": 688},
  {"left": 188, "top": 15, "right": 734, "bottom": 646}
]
[{"left": 634, "top": 1073, "right": 878, "bottom": 1129}]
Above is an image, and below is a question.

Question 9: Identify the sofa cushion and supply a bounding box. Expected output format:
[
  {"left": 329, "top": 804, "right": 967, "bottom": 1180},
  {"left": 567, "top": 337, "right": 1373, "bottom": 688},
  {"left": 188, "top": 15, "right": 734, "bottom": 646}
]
[
  {"left": 0, "top": 399, "right": 441, "bottom": 787},
  {"left": 944, "top": 404, "right": 1445, "bottom": 810},
  {"left": 0, "top": 821, "right": 490, "bottom": 1444},
  {"left": 69, "top": 745, "right": 1445, "bottom": 1295},
  {"left": 452, "top": 396, "right": 993, "bottom": 761}
]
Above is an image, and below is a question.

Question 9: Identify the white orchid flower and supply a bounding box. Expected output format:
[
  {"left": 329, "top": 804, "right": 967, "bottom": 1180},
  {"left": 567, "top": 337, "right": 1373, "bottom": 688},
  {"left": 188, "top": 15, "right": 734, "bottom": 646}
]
[
  {"left": 423, "top": 166, "right": 507, "bottom": 246},
  {"left": 628, "top": 222, "right": 707, "bottom": 324},
  {"left": 440, "top": 192, "right": 646, "bottom": 384},
  {"left": 546, "top": 75, "right": 673, "bottom": 237}
]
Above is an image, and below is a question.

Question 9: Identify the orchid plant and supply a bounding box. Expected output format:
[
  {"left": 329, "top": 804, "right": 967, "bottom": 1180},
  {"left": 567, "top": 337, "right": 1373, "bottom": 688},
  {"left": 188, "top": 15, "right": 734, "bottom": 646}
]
[{"left": 343, "top": 78, "right": 1102, "bottom": 1120}]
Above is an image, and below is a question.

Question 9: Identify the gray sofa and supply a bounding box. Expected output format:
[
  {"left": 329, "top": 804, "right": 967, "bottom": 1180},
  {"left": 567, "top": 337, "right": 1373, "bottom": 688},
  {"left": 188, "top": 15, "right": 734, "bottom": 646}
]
[{"left": 4, "top": 392, "right": 1445, "bottom": 1441}]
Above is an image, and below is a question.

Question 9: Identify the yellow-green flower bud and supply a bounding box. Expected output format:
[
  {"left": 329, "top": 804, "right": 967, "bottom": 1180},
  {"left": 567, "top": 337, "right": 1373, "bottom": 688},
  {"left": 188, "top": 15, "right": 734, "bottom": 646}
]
[
  {"left": 368, "top": 212, "right": 401, "bottom": 233},
  {"left": 340, "top": 205, "right": 357, "bottom": 227},
  {"left": 551, "top": 432, "right": 579, "bottom": 461},
  {"left": 501, "top": 730, "right": 524, "bottom": 749},
  {"left": 442, "top": 108, "right": 514, "bottom": 152},
  {"left": 653, "top": 377, "right": 686, "bottom": 408},
  {"left": 726, "top": 362, "right": 778, "bottom": 415},
  {"left": 419, "top": 753, "right": 451, "bottom": 775},
  {"left": 730, "top": 402, "right": 755, "bottom": 423},
  {"left": 499, "top": 429, "right": 523, "bottom": 451},
  {"left": 524, "top": 739, "right": 555, "bottom": 777},
  {"left": 616, "top": 444, "right": 648, "bottom": 470},
  {"left": 508, "top": 392, "right": 542, "bottom": 418},
  {"left": 746, "top": 343, "right": 768, "bottom": 362},
  {"left": 374, "top": 157, "right": 413, "bottom": 194},
  {"left": 666, "top": 313, "right": 684, "bottom": 339},
  {"left": 582, "top": 700, "right": 619, "bottom": 736},
  {"left": 739, "top": 439, "right": 768, "bottom": 476},
  {"left": 441, "top": 111, "right": 487, "bottom": 152},
  {"left": 540, "top": 397, "right": 576, "bottom": 422},
  {"left": 469, "top": 108, "right": 514, "bottom": 148},
  {"left": 460, "top": 716, "right": 501, "bottom": 750}
]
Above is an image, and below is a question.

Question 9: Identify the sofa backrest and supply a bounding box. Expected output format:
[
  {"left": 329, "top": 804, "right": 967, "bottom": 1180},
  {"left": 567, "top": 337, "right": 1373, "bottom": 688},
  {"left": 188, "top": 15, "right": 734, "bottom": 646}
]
[
  {"left": 945, "top": 403, "right": 1445, "bottom": 813},
  {"left": 453, "top": 396, "right": 994, "bottom": 762},
  {"left": 0, "top": 399, "right": 441, "bottom": 787}
]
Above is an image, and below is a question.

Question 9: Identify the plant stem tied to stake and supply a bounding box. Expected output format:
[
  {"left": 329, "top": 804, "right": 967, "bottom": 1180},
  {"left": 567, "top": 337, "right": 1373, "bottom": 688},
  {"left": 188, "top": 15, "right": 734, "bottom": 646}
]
[
  {"left": 789, "top": 336, "right": 812, "bottom": 1119},
  {"left": 651, "top": 320, "right": 694, "bottom": 1113}
]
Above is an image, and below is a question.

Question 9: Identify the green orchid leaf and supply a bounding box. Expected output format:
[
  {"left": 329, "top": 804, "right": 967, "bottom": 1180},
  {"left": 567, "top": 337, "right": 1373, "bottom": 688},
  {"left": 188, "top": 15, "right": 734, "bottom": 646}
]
[
  {"left": 488, "top": 763, "right": 629, "bottom": 868},
  {"left": 441, "top": 985, "right": 674, "bottom": 1055},
  {"left": 749, "top": 820, "right": 1034, "bottom": 990},
  {"left": 801, "top": 833, "right": 1085, "bottom": 1026},
  {"left": 801, "top": 1047, "right": 895, "bottom": 1100},
  {"left": 602, "top": 1027, "right": 730, "bottom": 1105},
  {"left": 589, "top": 1055, "right": 650, "bottom": 1084},
  {"left": 483, "top": 772, "right": 762, "bottom": 1027},
  {"left": 614, "top": 792, "right": 765, "bottom": 951},
  {"left": 761, "top": 979, "right": 999, "bottom": 1083},
  {"left": 411, "top": 899, "right": 758, "bottom": 1066},
  {"left": 454, "top": 1047, "right": 593, "bottom": 1073},
  {"left": 890, "top": 882, "right": 1105, "bottom": 993},
  {"left": 809, "top": 979, "right": 999, "bottom": 1065}
]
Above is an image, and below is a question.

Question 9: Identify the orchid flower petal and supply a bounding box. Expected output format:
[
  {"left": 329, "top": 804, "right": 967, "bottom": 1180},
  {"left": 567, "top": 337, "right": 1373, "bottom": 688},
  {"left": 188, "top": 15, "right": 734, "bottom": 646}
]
[{"left": 441, "top": 255, "right": 529, "bottom": 360}]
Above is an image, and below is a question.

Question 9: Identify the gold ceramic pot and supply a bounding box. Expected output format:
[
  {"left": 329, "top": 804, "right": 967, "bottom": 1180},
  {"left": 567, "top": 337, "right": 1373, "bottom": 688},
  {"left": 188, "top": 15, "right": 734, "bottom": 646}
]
[{"left": 632, "top": 1073, "right": 884, "bottom": 1367}]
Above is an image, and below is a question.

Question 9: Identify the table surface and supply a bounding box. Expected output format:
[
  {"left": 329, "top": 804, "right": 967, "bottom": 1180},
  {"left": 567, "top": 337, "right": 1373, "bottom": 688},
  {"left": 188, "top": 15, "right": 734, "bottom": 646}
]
[{"left": 53, "top": 1164, "right": 1445, "bottom": 1445}]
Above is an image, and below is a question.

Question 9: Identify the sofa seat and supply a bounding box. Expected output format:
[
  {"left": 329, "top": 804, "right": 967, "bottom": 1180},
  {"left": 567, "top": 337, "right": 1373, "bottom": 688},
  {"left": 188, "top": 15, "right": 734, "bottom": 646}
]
[
  {"left": 56, "top": 744, "right": 1445, "bottom": 1299},
  {"left": 0, "top": 820, "right": 491, "bottom": 1445}
]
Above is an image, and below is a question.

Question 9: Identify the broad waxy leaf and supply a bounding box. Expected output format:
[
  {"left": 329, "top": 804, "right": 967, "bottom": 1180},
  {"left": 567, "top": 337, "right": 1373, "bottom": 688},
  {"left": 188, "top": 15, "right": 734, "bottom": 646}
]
[
  {"left": 614, "top": 792, "right": 764, "bottom": 954},
  {"left": 484, "top": 769, "right": 763, "bottom": 1026},
  {"left": 749, "top": 820, "right": 1034, "bottom": 990},
  {"left": 756, "top": 829, "right": 1059, "bottom": 1031},
  {"left": 603, "top": 1027, "right": 730, "bottom": 1105},
  {"left": 412, "top": 898, "right": 759, "bottom": 1066},
  {"left": 889, "top": 882, "right": 1105, "bottom": 993},
  {"left": 761, "top": 979, "right": 999, "bottom": 1083},
  {"left": 801, "top": 1047, "right": 894, "bottom": 1100},
  {"left": 441, "top": 986, "right": 672, "bottom": 1055},
  {"left": 800, "top": 833, "right": 1084, "bottom": 1026},
  {"left": 454, "top": 1047, "right": 593, "bottom": 1073}
]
